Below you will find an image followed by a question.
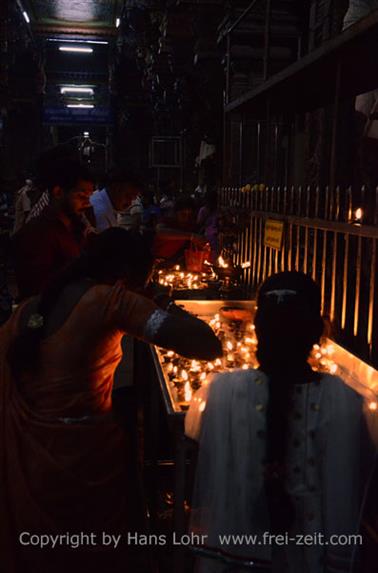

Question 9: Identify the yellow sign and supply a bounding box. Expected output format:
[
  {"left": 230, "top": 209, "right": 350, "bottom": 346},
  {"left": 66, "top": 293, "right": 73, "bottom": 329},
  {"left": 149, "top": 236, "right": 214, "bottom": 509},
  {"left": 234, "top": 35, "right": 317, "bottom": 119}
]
[{"left": 264, "top": 219, "right": 284, "bottom": 250}]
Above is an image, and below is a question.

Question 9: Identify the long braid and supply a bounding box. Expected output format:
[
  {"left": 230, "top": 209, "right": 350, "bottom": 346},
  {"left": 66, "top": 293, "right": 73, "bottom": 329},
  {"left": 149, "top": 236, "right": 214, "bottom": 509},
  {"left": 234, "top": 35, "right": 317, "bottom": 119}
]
[{"left": 255, "top": 272, "right": 324, "bottom": 534}]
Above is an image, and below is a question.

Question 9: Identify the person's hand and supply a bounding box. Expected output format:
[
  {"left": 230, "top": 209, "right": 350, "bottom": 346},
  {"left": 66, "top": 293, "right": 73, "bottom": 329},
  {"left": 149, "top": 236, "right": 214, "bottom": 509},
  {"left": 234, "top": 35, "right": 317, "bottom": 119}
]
[{"left": 220, "top": 308, "right": 254, "bottom": 322}]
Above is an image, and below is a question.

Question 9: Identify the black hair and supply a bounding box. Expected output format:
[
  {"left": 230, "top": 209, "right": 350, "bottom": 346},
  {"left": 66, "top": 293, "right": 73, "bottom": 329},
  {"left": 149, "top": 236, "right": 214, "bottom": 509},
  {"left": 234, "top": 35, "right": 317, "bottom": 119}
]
[
  {"left": 254, "top": 272, "right": 324, "bottom": 534},
  {"left": 7, "top": 228, "right": 154, "bottom": 378},
  {"left": 33, "top": 144, "right": 80, "bottom": 190},
  {"left": 255, "top": 271, "right": 323, "bottom": 375},
  {"left": 45, "top": 159, "right": 93, "bottom": 195}
]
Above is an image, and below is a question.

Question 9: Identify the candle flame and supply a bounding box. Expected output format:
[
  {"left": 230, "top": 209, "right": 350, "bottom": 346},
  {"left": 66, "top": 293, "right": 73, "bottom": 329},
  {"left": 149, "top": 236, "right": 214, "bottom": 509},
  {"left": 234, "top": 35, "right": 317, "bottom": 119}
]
[
  {"left": 184, "top": 382, "right": 192, "bottom": 402},
  {"left": 354, "top": 208, "right": 363, "bottom": 221},
  {"left": 218, "top": 256, "right": 229, "bottom": 268}
]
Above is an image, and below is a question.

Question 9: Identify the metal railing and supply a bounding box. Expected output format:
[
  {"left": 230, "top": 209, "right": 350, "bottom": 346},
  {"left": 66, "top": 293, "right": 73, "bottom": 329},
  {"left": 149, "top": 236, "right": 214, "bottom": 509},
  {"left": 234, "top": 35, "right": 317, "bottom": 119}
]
[{"left": 219, "top": 185, "right": 378, "bottom": 367}]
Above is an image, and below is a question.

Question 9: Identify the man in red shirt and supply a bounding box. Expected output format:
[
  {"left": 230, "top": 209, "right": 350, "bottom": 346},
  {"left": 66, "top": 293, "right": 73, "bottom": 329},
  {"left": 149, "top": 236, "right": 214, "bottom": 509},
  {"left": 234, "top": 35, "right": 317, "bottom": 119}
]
[{"left": 13, "top": 159, "right": 94, "bottom": 300}]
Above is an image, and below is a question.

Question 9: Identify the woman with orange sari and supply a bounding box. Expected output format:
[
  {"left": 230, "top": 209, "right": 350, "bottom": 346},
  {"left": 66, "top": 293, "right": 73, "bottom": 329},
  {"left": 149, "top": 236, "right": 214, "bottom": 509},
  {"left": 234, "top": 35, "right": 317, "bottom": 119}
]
[{"left": 0, "top": 228, "right": 222, "bottom": 573}]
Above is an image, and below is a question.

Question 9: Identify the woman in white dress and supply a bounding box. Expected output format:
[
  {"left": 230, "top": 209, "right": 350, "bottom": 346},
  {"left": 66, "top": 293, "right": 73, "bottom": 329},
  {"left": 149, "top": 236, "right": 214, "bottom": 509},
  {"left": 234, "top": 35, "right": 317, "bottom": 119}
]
[{"left": 186, "top": 272, "right": 366, "bottom": 573}]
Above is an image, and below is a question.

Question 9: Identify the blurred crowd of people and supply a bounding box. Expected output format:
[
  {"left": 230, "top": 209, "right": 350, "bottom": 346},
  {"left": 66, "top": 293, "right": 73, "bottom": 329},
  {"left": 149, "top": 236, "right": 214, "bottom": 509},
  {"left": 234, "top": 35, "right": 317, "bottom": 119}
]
[{"left": 6, "top": 145, "right": 219, "bottom": 304}]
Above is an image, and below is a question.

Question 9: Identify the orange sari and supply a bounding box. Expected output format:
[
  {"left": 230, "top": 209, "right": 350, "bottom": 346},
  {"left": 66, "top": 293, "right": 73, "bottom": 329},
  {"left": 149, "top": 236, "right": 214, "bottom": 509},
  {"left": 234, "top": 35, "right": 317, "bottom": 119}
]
[{"left": 0, "top": 283, "right": 157, "bottom": 573}]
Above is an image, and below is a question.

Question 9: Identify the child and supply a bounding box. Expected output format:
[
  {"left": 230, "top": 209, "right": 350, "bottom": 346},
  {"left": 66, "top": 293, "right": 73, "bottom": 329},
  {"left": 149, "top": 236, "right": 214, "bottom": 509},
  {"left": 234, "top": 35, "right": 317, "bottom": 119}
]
[{"left": 186, "top": 272, "right": 367, "bottom": 573}]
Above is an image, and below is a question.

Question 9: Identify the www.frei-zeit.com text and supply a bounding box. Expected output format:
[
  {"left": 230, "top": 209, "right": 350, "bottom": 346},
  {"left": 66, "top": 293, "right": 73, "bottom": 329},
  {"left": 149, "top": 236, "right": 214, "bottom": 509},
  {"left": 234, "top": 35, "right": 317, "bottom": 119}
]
[{"left": 18, "top": 531, "right": 363, "bottom": 550}]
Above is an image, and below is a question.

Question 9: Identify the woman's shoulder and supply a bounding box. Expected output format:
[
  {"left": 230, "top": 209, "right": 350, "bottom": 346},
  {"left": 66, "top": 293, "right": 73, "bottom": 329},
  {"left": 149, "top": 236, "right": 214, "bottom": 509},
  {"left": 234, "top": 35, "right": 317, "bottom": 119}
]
[
  {"left": 209, "top": 368, "right": 268, "bottom": 398},
  {"left": 319, "top": 373, "right": 363, "bottom": 403}
]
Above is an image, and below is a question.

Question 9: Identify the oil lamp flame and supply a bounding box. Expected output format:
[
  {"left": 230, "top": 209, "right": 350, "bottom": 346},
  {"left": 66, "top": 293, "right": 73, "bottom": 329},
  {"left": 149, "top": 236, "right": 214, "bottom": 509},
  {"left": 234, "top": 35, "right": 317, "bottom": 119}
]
[
  {"left": 184, "top": 382, "right": 192, "bottom": 402},
  {"left": 354, "top": 208, "right": 363, "bottom": 222},
  {"left": 218, "top": 256, "right": 229, "bottom": 269}
]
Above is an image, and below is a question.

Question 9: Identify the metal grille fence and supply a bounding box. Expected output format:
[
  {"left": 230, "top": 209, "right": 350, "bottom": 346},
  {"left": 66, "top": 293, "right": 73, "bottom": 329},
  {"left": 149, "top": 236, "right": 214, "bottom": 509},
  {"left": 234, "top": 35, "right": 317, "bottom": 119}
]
[{"left": 219, "top": 185, "right": 378, "bottom": 367}]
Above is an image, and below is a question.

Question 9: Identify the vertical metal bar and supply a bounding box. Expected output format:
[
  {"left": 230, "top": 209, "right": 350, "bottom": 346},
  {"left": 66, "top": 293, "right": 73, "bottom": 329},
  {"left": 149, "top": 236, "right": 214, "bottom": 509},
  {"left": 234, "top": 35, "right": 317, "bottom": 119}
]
[
  {"left": 312, "top": 187, "right": 320, "bottom": 281},
  {"left": 288, "top": 223, "right": 293, "bottom": 271},
  {"left": 295, "top": 225, "right": 300, "bottom": 270},
  {"left": 277, "top": 185, "right": 281, "bottom": 214},
  {"left": 315, "top": 186, "right": 320, "bottom": 219},
  {"left": 257, "top": 216, "right": 263, "bottom": 283},
  {"left": 321, "top": 230, "right": 327, "bottom": 314},
  {"left": 297, "top": 186, "right": 302, "bottom": 216},
  {"left": 347, "top": 187, "right": 353, "bottom": 222},
  {"left": 290, "top": 185, "right": 295, "bottom": 215},
  {"left": 237, "top": 189, "right": 241, "bottom": 267},
  {"left": 239, "top": 119, "right": 243, "bottom": 186},
  {"left": 335, "top": 186, "right": 341, "bottom": 221},
  {"left": 248, "top": 212, "right": 253, "bottom": 290},
  {"left": 354, "top": 236, "right": 362, "bottom": 337},
  {"left": 281, "top": 189, "right": 287, "bottom": 271},
  {"left": 268, "top": 246, "right": 273, "bottom": 277},
  {"left": 367, "top": 239, "right": 376, "bottom": 358},
  {"left": 325, "top": 186, "right": 330, "bottom": 219},
  {"left": 341, "top": 233, "right": 350, "bottom": 330},
  {"left": 295, "top": 185, "right": 302, "bottom": 270},
  {"left": 253, "top": 214, "right": 258, "bottom": 288},
  {"left": 330, "top": 61, "right": 342, "bottom": 191},
  {"left": 330, "top": 231, "right": 338, "bottom": 323},
  {"left": 329, "top": 187, "right": 334, "bottom": 221},
  {"left": 303, "top": 186, "right": 310, "bottom": 274}
]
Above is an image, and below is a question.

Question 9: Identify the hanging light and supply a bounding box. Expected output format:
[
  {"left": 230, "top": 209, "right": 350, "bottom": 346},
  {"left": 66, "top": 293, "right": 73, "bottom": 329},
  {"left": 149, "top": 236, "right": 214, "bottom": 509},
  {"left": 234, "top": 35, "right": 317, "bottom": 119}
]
[
  {"left": 61, "top": 87, "right": 94, "bottom": 95},
  {"left": 66, "top": 104, "right": 94, "bottom": 109},
  {"left": 59, "top": 46, "right": 93, "bottom": 54}
]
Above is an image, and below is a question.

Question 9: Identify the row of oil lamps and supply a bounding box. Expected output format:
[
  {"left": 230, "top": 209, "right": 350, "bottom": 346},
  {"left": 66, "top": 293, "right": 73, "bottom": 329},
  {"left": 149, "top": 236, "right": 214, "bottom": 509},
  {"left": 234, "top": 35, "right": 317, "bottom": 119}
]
[
  {"left": 155, "top": 257, "right": 251, "bottom": 292},
  {"left": 157, "top": 313, "right": 377, "bottom": 413}
]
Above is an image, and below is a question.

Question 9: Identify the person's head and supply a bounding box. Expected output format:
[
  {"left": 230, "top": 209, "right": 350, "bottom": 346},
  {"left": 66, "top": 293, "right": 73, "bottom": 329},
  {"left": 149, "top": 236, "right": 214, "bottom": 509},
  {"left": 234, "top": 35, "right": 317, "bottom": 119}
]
[
  {"left": 47, "top": 159, "right": 94, "bottom": 216},
  {"left": 34, "top": 144, "right": 79, "bottom": 190},
  {"left": 106, "top": 168, "right": 143, "bottom": 211},
  {"left": 174, "top": 195, "right": 196, "bottom": 228},
  {"left": 255, "top": 272, "right": 324, "bottom": 534},
  {"left": 83, "top": 227, "right": 154, "bottom": 289},
  {"left": 255, "top": 271, "right": 323, "bottom": 375},
  {"left": 7, "top": 228, "right": 154, "bottom": 378}
]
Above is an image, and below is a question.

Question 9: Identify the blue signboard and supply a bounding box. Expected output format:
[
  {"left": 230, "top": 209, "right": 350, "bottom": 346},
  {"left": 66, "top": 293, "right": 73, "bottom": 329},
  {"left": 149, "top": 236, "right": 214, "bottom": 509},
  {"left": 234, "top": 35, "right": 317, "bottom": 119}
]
[{"left": 43, "top": 106, "right": 112, "bottom": 125}]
